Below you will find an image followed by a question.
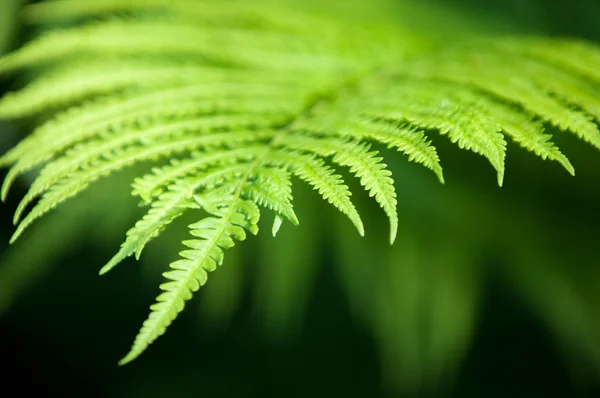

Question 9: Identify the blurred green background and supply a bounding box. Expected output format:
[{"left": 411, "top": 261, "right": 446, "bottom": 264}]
[{"left": 0, "top": 0, "right": 599, "bottom": 397}]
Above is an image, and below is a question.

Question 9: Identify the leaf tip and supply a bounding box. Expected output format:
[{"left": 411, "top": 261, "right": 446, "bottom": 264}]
[
  {"left": 433, "top": 167, "right": 445, "bottom": 184},
  {"left": 353, "top": 217, "right": 365, "bottom": 237},
  {"left": 565, "top": 162, "right": 575, "bottom": 176},
  {"left": 13, "top": 201, "right": 28, "bottom": 225},
  {"left": 9, "top": 228, "right": 21, "bottom": 244},
  {"left": 98, "top": 264, "right": 112, "bottom": 275},
  {"left": 497, "top": 172, "right": 504, "bottom": 187},
  {"left": 271, "top": 214, "right": 283, "bottom": 237},
  {"left": 1, "top": 181, "right": 11, "bottom": 202},
  {"left": 117, "top": 353, "right": 137, "bottom": 366},
  {"left": 389, "top": 222, "right": 398, "bottom": 245},
  {"left": 1, "top": 166, "right": 21, "bottom": 202}
]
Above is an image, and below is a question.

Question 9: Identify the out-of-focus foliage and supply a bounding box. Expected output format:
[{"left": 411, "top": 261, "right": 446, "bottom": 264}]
[
  {"left": 0, "top": 0, "right": 599, "bottom": 397},
  {"left": 0, "top": 0, "right": 20, "bottom": 55}
]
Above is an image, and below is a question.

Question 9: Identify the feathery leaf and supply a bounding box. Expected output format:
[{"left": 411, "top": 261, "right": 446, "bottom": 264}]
[{"left": 0, "top": 0, "right": 598, "bottom": 364}]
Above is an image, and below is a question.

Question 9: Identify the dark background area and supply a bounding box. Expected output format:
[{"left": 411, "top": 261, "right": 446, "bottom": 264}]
[{"left": 1, "top": 0, "right": 600, "bottom": 397}]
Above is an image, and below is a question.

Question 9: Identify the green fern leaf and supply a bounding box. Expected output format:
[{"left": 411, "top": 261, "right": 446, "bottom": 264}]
[
  {"left": 406, "top": 45, "right": 600, "bottom": 151},
  {"left": 0, "top": 0, "right": 598, "bottom": 364},
  {"left": 10, "top": 129, "right": 279, "bottom": 239},
  {"left": 100, "top": 164, "right": 251, "bottom": 275},
  {"left": 119, "top": 197, "right": 260, "bottom": 365},
  {"left": 497, "top": 38, "right": 600, "bottom": 83},
  {"left": 0, "top": 83, "right": 303, "bottom": 194},
  {"left": 242, "top": 166, "right": 299, "bottom": 229},
  {"left": 280, "top": 135, "right": 397, "bottom": 242},
  {"left": 8, "top": 117, "right": 278, "bottom": 212},
  {"left": 269, "top": 150, "right": 364, "bottom": 237},
  {"left": 131, "top": 146, "right": 264, "bottom": 203},
  {"left": 293, "top": 115, "right": 445, "bottom": 183}
]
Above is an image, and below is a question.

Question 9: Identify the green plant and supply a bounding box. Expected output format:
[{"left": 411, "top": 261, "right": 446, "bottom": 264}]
[{"left": 0, "top": 0, "right": 598, "bottom": 369}]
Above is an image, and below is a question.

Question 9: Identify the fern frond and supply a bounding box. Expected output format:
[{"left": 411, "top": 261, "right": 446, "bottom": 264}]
[
  {"left": 331, "top": 141, "right": 398, "bottom": 244},
  {"left": 0, "top": 19, "right": 370, "bottom": 77},
  {"left": 279, "top": 135, "right": 397, "bottom": 242},
  {"left": 0, "top": 59, "right": 316, "bottom": 118},
  {"left": 455, "top": 91, "right": 575, "bottom": 175},
  {"left": 511, "top": 56, "right": 600, "bottom": 121},
  {"left": 242, "top": 166, "right": 299, "bottom": 231},
  {"left": 293, "top": 116, "right": 445, "bottom": 183},
  {"left": 0, "top": 0, "right": 599, "bottom": 364},
  {"left": 119, "top": 196, "right": 260, "bottom": 365},
  {"left": 101, "top": 164, "right": 251, "bottom": 275},
  {"left": 497, "top": 39, "right": 600, "bottom": 83},
  {"left": 0, "top": 81, "right": 304, "bottom": 191},
  {"left": 11, "top": 130, "right": 277, "bottom": 242},
  {"left": 405, "top": 44, "right": 600, "bottom": 151},
  {"left": 131, "top": 146, "right": 265, "bottom": 203},
  {"left": 268, "top": 150, "right": 364, "bottom": 237},
  {"left": 23, "top": 0, "right": 329, "bottom": 30},
  {"left": 7, "top": 117, "right": 278, "bottom": 210},
  {"left": 24, "top": 0, "right": 170, "bottom": 23},
  {"left": 357, "top": 80, "right": 507, "bottom": 185}
]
